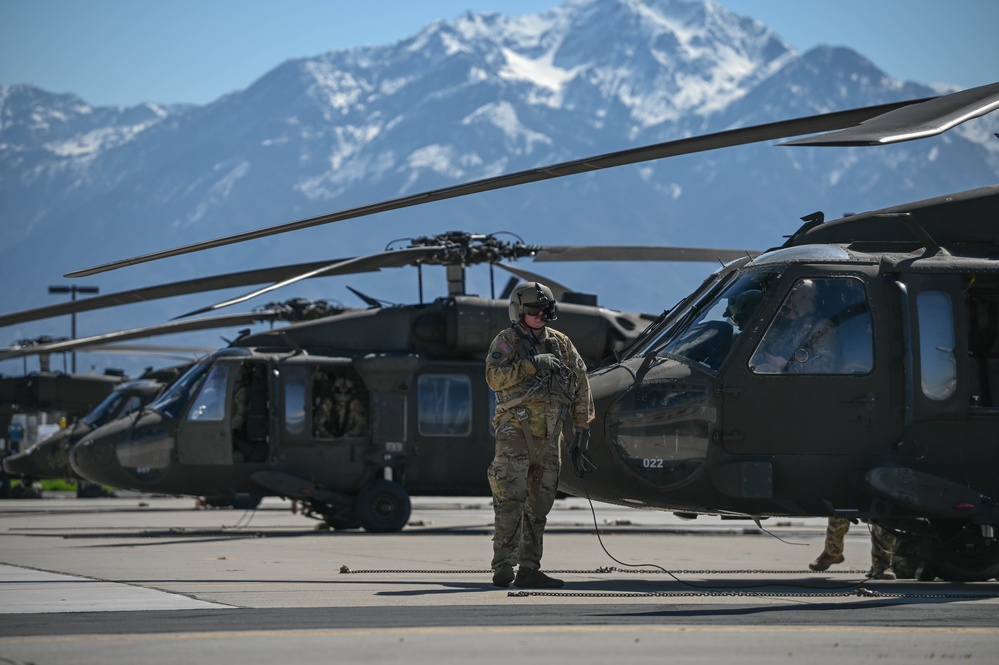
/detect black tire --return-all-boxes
[926,521,999,582]
[354,480,411,533]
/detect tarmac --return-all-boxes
[1,493,998,664]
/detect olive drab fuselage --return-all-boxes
[68,295,652,531]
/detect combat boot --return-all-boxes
[514,567,564,589]
[808,552,845,571]
[492,566,515,588]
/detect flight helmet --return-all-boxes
[509,282,557,324]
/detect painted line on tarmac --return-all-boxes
[0,564,232,614]
[2,624,999,645]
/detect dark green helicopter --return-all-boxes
[28,82,999,581]
[0,233,742,529]
[0,303,341,499]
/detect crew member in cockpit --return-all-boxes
[751,279,839,373]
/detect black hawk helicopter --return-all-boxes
[3,374,169,496]
[0,231,748,528]
[32,82,999,581]
[0,303,334,498]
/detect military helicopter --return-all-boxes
[3,375,168,495]
[53,81,999,575]
[1,340,130,493]
[0,303,337,493]
[1,229,753,529]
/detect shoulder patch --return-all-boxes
[498,342,513,354]
[491,351,502,359]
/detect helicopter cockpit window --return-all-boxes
[917,290,957,401]
[149,361,212,419]
[418,374,472,437]
[751,277,872,375]
[187,364,230,421]
[81,391,127,428]
[84,393,144,430]
[652,273,773,372]
[284,370,307,437]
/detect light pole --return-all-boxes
[48,285,99,373]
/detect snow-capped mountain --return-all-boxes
[1,0,996,376]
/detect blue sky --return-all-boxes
[1,0,996,107]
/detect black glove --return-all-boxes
[533,353,564,373]
[570,428,596,478]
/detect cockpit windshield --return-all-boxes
[148,361,213,419]
[80,390,145,429]
[647,272,776,371]
[80,391,126,428]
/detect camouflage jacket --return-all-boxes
[485,324,594,440]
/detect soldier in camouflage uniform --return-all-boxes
[809,517,899,579]
[313,371,368,438]
[485,282,594,589]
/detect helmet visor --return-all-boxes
[523,304,545,316]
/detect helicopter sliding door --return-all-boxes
[902,273,999,493]
[719,271,898,458]
[403,362,493,495]
[275,361,376,490]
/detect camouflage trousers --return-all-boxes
[823,517,899,570]
[487,436,561,571]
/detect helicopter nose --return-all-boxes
[3,429,76,479]
[71,411,175,489]
[3,448,41,477]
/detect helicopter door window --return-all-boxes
[917,290,957,401]
[283,370,307,437]
[312,368,370,438]
[418,374,472,437]
[751,277,872,375]
[187,365,230,421]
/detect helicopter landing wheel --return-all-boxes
[354,479,411,533]
[925,520,999,582]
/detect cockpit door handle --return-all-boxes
[853,392,876,407]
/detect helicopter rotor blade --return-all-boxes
[0,257,366,328]
[533,245,759,263]
[68,95,956,279]
[0,310,286,361]
[175,246,443,318]
[83,344,215,361]
[781,80,999,146]
[494,262,573,301]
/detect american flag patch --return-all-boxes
[499,342,513,354]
